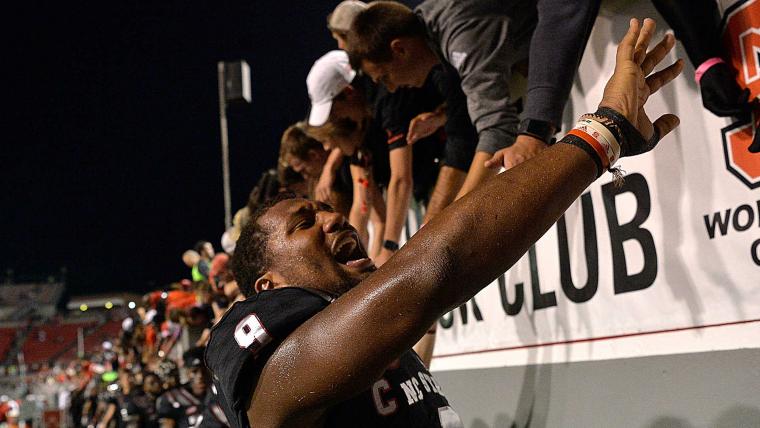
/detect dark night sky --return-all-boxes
[2,1,394,296]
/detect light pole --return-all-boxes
[217,62,232,229]
[217,60,251,230]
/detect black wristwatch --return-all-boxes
[518,118,556,144]
[382,240,399,251]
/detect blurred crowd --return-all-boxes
[0,243,238,428]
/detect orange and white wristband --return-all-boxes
[565,117,621,173]
[579,118,621,165]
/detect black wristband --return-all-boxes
[518,119,555,144]
[559,134,604,178]
[595,107,659,156]
[382,240,399,251]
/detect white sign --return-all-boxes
[429,1,760,372]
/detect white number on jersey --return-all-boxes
[233,313,272,351]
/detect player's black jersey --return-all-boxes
[199,385,230,428]
[118,391,159,428]
[323,350,459,427]
[156,384,229,428]
[156,384,204,428]
[205,287,463,428]
[205,287,331,428]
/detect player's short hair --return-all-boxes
[280,122,323,162]
[231,192,297,297]
[346,1,426,70]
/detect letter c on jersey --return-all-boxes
[371,378,398,416]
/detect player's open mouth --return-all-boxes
[332,230,374,270]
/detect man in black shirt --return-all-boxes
[205,19,682,428]
[128,372,162,428]
[157,347,228,428]
[97,370,160,428]
[347,0,600,194]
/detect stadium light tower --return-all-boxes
[217,60,252,229]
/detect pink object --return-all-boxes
[695,57,725,84]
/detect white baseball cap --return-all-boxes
[307,50,356,127]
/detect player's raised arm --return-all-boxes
[252,18,683,427]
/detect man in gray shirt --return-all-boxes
[347,0,599,195]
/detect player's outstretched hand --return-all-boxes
[598,18,684,156]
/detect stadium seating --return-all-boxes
[20,321,95,365]
[60,319,123,360]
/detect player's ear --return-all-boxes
[390,38,407,57]
[254,273,277,293]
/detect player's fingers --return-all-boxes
[653,113,680,139]
[633,18,656,65]
[646,59,684,94]
[617,18,641,66]
[637,77,651,103]
[641,33,675,76]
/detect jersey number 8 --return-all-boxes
[234,313,272,351]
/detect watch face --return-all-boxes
[519,119,554,143]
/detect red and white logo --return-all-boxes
[721,0,760,189]
[723,0,760,98]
